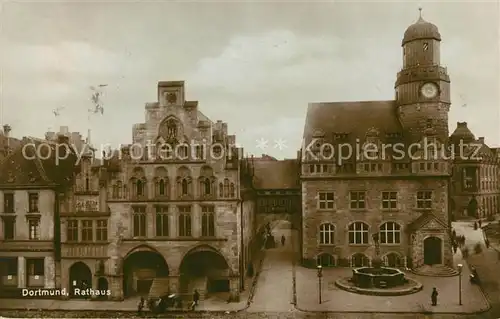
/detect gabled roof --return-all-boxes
[0,138,78,188]
[252,159,299,190]
[303,100,403,146]
[407,212,448,231]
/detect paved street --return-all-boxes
[247,220,296,313]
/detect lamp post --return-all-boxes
[457,263,463,305]
[317,265,323,304]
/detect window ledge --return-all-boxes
[317,209,336,212]
[350,209,367,212]
[318,244,335,247]
[348,244,370,246]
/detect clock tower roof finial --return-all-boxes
[402,8,441,45]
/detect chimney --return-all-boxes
[478,137,485,143]
[59,126,69,135]
[457,122,467,127]
[3,124,11,137]
[57,133,69,145]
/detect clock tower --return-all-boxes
[395,9,451,143]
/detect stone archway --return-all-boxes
[122,246,169,298]
[423,236,442,265]
[351,253,369,267]
[69,262,92,298]
[179,245,231,297]
[384,252,402,268]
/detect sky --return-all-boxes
[0,1,499,159]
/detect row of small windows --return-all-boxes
[132,206,216,238]
[317,191,432,210]
[1,217,40,240]
[66,220,108,242]
[307,162,443,174]
[319,222,401,245]
[110,178,235,199]
[3,193,39,214]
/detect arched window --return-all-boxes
[383,253,402,268]
[116,181,122,198]
[319,223,335,245]
[223,179,229,197]
[348,222,369,244]
[178,145,189,159]
[379,222,401,244]
[136,179,144,196]
[317,254,335,267]
[85,178,90,191]
[112,184,118,198]
[219,183,224,197]
[199,178,211,196]
[159,179,166,196]
[351,253,369,267]
[181,179,188,195]
[229,183,235,198]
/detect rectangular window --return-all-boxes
[417,191,433,209]
[96,220,108,241]
[133,207,147,237]
[81,220,93,241]
[317,192,334,210]
[201,206,215,237]
[66,220,78,241]
[28,193,39,212]
[28,219,40,240]
[382,192,398,210]
[350,191,366,210]
[26,258,44,276]
[3,218,15,240]
[155,206,169,237]
[4,193,14,213]
[178,206,192,237]
[5,258,17,275]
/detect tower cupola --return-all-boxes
[402,9,441,45]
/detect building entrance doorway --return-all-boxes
[423,236,442,265]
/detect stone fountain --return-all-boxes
[350,233,406,289]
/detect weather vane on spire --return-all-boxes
[418,7,423,18]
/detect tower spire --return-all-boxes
[418,7,423,20]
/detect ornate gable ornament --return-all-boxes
[366,127,380,138]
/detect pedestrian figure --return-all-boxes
[431,288,438,306]
[485,239,490,249]
[281,235,286,246]
[137,296,145,315]
[453,244,457,254]
[452,229,456,239]
[478,220,482,228]
[193,289,200,306]
[474,221,478,230]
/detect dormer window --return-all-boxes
[423,42,429,51]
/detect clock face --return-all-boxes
[421,83,439,99]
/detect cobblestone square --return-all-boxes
[295,265,489,313]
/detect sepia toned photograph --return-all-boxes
[0,1,499,318]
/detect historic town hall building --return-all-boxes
[301,12,457,274]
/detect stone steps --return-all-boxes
[148,277,170,298]
[411,265,459,277]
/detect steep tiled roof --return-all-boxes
[450,122,475,142]
[0,138,78,188]
[303,100,402,145]
[252,159,299,189]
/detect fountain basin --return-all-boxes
[352,267,405,288]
